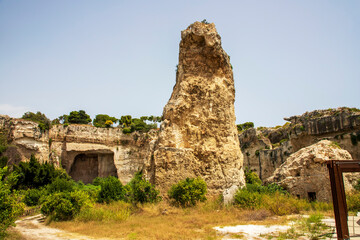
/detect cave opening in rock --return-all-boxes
[308,192,317,202]
[69,152,117,184]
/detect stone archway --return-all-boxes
[69,152,117,184]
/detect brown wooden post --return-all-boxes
[327,160,350,240]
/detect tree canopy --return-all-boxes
[93,114,117,128]
[68,110,92,124]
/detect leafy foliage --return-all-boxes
[68,110,92,124]
[41,190,92,221]
[168,177,207,207]
[46,177,75,194]
[0,167,24,237]
[234,189,262,209]
[0,129,8,168]
[11,154,68,190]
[97,176,126,203]
[23,188,45,206]
[93,114,117,128]
[120,115,158,133]
[237,122,254,132]
[126,171,161,204]
[347,190,360,212]
[244,168,262,185]
[22,111,51,131]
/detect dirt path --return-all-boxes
[13,214,111,240]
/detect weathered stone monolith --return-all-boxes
[147,22,245,200]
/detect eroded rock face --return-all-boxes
[0,115,157,184]
[266,140,356,201]
[147,22,245,196]
[240,107,360,181]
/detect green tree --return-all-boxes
[0,167,24,237]
[119,115,132,128]
[68,110,92,124]
[22,111,51,131]
[93,114,117,128]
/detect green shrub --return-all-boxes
[22,111,51,131]
[122,127,133,134]
[234,189,262,209]
[347,191,360,212]
[24,188,45,206]
[41,192,75,221]
[237,122,254,132]
[168,177,207,207]
[41,190,92,221]
[74,182,101,202]
[97,176,126,203]
[46,177,75,194]
[11,155,69,190]
[126,171,161,204]
[244,168,262,185]
[0,167,24,237]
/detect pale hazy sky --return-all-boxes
[0,0,359,127]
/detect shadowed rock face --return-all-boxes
[147,22,245,197]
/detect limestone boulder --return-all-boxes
[147,22,245,197]
[266,140,357,201]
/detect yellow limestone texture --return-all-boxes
[147,22,245,199]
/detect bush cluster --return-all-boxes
[168,177,207,207]
[237,122,254,132]
[96,172,161,205]
[11,154,68,190]
[119,115,159,134]
[22,111,51,131]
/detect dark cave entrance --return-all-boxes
[308,192,317,202]
[69,152,117,184]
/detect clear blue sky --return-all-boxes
[0,0,359,127]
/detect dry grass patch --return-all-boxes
[50,199,287,240]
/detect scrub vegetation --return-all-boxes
[2,156,360,239]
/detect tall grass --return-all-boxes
[75,201,133,222]
[234,184,332,215]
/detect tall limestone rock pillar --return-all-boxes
[149,22,245,199]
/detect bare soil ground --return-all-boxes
[10,215,111,240]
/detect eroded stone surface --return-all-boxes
[240,108,360,181]
[0,115,157,184]
[266,140,357,201]
[147,22,245,196]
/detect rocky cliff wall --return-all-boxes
[239,108,360,181]
[0,115,156,184]
[147,22,245,198]
[266,140,358,202]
